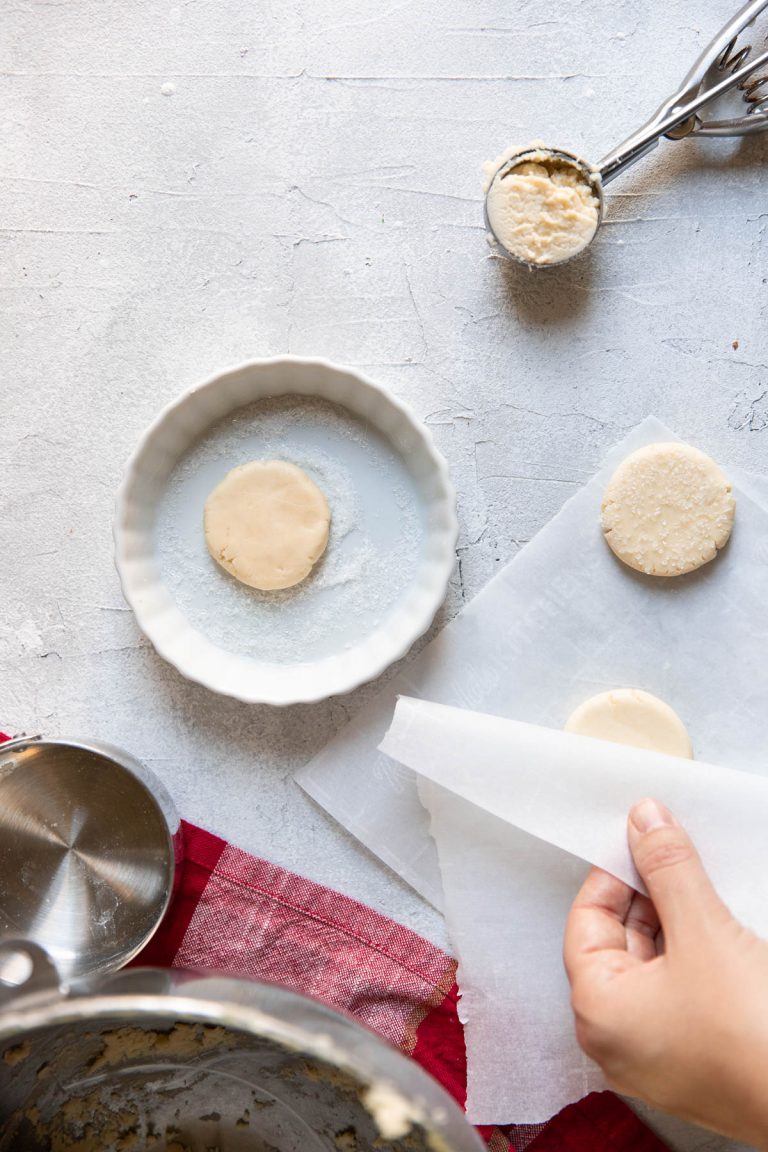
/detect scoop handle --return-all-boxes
[599,39,768,184]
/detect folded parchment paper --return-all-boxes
[384,699,768,1121]
[297,418,768,1121]
[384,699,768,933]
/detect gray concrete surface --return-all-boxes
[2,3,766,1148]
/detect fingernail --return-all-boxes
[630,798,675,834]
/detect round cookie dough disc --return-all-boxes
[565,688,692,758]
[204,460,330,591]
[601,442,735,577]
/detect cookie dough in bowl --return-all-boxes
[565,689,693,758]
[204,460,330,591]
[601,442,735,577]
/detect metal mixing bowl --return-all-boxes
[0,941,483,1152]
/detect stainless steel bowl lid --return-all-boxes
[0,737,178,981]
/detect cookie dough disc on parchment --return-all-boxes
[601,442,735,577]
[565,688,693,758]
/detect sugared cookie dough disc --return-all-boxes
[204,460,330,591]
[601,442,735,577]
[565,688,692,758]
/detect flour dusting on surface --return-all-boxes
[155,396,424,664]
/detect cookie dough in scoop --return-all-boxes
[601,442,735,577]
[204,459,330,591]
[483,144,601,266]
[565,688,692,758]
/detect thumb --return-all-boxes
[628,798,731,948]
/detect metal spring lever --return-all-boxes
[600,0,768,183]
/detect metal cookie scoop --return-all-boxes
[485,0,768,268]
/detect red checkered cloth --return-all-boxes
[132,820,669,1152]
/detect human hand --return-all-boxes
[564,797,768,1148]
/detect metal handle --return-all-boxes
[0,940,63,1010]
[0,734,42,748]
[599,40,768,183]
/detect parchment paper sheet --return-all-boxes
[420,776,601,1121]
[298,418,768,904]
[297,418,768,1121]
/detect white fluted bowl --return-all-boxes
[114,358,457,704]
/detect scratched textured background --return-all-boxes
[1,4,766,1146]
